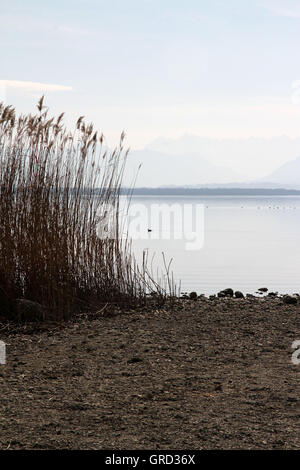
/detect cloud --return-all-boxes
[0,13,93,38]
[260,1,300,19]
[0,80,72,92]
[270,7,300,18]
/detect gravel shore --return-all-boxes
[0,296,299,449]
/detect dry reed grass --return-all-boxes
[0,98,173,321]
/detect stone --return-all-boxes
[235,291,244,298]
[218,288,234,298]
[189,291,198,300]
[268,292,278,297]
[217,292,226,298]
[282,295,298,305]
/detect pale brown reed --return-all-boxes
[0,97,172,320]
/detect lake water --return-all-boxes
[124,195,300,295]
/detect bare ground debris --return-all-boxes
[0,296,299,450]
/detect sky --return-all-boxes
[1,0,300,182]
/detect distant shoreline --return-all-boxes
[120,187,300,196]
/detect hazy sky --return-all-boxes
[1,0,300,179]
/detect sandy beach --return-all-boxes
[0,295,299,450]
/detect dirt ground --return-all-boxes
[0,296,299,450]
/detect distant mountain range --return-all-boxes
[145,134,300,179]
[260,156,300,187]
[124,135,300,189]
[125,149,242,186]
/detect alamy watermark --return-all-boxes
[0,340,6,365]
[98,202,205,251]
[291,340,300,366]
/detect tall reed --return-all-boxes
[0,98,168,321]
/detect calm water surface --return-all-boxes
[126,195,300,295]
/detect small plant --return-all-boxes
[0,98,170,321]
